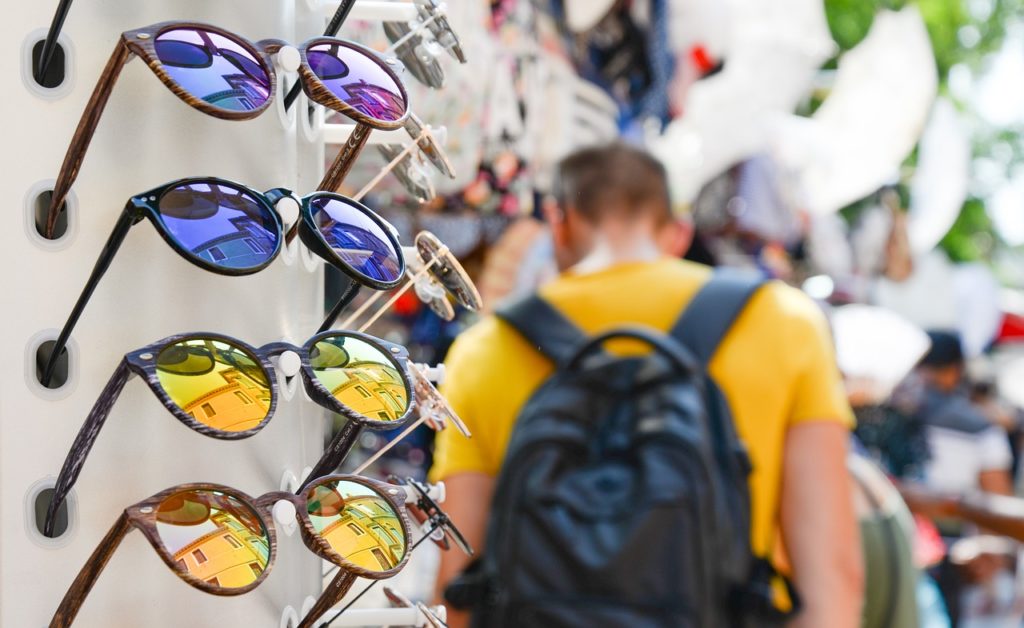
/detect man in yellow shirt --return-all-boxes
[431,144,863,627]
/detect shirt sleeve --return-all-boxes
[977,426,1013,472]
[778,286,856,428]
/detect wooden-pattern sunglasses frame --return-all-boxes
[45,20,411,238]
[43,330,416,538]
[49,475,415,628]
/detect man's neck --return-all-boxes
[570,234,663,275]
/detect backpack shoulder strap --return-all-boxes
[496,295,588,367]
[671,269,767,365]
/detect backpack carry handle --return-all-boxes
[566,326,699,374]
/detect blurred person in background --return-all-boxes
[430,143,863,627]
[895,330,1016,625]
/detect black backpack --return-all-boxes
[445,271,800,627]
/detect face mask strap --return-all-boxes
[44,359,135,537]
[49,512,134,628]
[46,39,134,238]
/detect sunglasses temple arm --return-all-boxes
[49,512,132,628]
[354,414,429,475]
[297,571,357,628]
[41,208,136,387]
[318,280,363,334]
[46,40,133,238]
[282,0,358,112]
[353,131,426,203]
[358,256,440,334]
[299,420,363,489]
[318,124,373,193]
[44,360,133,537]
[35,0,75,82]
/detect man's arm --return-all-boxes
[780,422,864,628]
[434,472,495,628]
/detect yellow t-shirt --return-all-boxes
[430,258,854,556]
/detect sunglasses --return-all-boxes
[39,176,405,388]
[43,330,416,538]
[307,476,473,628]
[329,230,482,334]
[383,0,467,89]
[48,475,423,627]
[34,0,361,89]
[42,20,411,239]
[384,587,448,628]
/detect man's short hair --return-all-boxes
[553,143,672,224]
[921,330,965,368]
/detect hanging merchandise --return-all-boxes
[49,475,427,627]
[653,0,833,208]
[311,476,473,627]
[908,98,971,256]
[322,228,481,332]
[383,0,467,89]
[770,7,937,216]
[831,304,932,404]
[550,0,675,132]
[43,22,414,237]
[39,178,405,387]
[42,329,417,537]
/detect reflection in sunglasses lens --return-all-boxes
[156,339,272,433]
[310,335,408,421]
[308,196,402,284]
[306,42,406,123]
[156,181,280,271]
[155,489,270,590]
[306,479,406,572]
[154,27,271,112]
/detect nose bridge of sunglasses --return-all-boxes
[272,499,298,534]
[274,350,302,378]
[272,194,301,228]
[275,45,301,74]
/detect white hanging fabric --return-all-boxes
[651,0,833,208]
[909,98,971,255]
[771,7,938,216]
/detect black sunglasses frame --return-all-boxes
[43,329,417,538]
[40,176,407,387]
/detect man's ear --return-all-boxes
[657,217,694,258]
[542,197,568,247]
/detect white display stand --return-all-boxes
[5,1,333,625]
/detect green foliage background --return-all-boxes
[822,0,1024,263]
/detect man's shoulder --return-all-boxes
[444,313,544,373]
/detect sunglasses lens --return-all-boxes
[155,488,270,590]
[306,42,406,123]
[308,196,402,284]
[156,338,272,433]
[305,479,406,572]
[310,334,408,421]
[157,181,280,271]
[155,27,271,112]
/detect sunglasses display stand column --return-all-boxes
[7,1,331,626]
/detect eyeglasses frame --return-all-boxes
[49,475,414,628]
[45,20,411,238]
[43,329,416,537]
